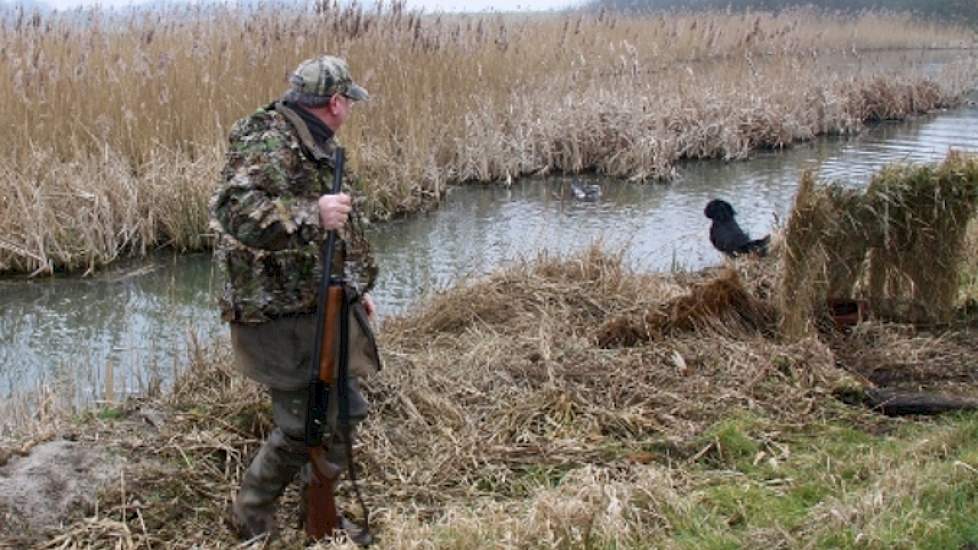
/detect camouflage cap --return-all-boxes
[288,55,369,102]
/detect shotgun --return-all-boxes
[303,146,347,540]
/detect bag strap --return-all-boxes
[337,288,371,539]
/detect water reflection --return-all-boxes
[1,103,977,404]
[0,255,223,402]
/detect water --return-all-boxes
[1,100,977,405]
[372,101,978,309]
[0,255,221,402]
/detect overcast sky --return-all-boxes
[35,0,579,12]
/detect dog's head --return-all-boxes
[704,199,736,222]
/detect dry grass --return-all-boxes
[595,267,777,346]
[1,3,975,274]
[864,153,978,322]
[780,171,868,338]
[0,147,218,275]
[0,246,864,547]
[5,240,978,546]
[781,152,978,337]
[360,248,853,508]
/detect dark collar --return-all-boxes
[282,100,334,148]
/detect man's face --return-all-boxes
[330,93,355,129]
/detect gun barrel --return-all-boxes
[303,146,347,540]
[305,146,346,447]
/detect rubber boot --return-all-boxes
[228,428,308,540]
[338,513,374,547]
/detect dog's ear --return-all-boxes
[722,201,736,219]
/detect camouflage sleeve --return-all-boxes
[211,124,322,251]
[340,208,378,295]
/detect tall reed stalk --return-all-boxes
[1,2,975,274]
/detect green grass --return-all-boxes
[666,412,978,548]
[94,405,127,421]
[412,409,978,549]
[407,408,978,547]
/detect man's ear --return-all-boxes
[328,94,344,114]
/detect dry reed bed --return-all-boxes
[781,152,978,335]
[0,3,976,274]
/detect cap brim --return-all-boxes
[345,83,369,101]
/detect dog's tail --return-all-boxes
[736,234,770,257]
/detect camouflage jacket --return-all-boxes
[209,102,377,324]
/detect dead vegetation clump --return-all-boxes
[361,247,855,509]
[863,153,978,321]
[845,77,947,122]
[0,146,219,275]
[781,152,978,336]
[596,268,777,347]
[780,171,871,338]
[831,323,978,393]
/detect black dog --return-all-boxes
[704,199,770,258]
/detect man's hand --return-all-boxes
[318,193,352,230]
[362,293,376,320]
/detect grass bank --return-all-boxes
[2,241,978,547]
[1,3,976,274]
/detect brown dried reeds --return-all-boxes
[780,172,868,338]
[0,146,219,275]
[359,247,853,509]
[1,246,865,547]
[863,153,978,321]
[0,4,975,274]
[781,152,978,337]
[596,267,777,347]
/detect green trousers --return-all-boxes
[228,313,369,538]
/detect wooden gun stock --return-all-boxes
[306,446,342,538]
[318,285,344,381]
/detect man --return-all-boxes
[209,55,381,544]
